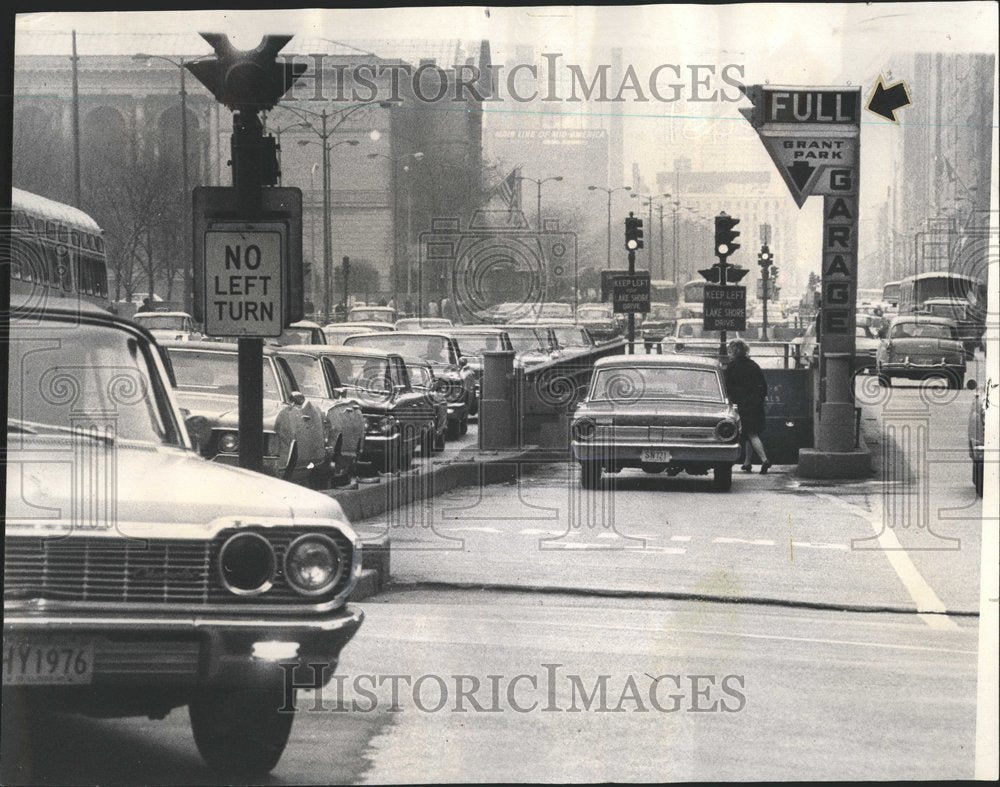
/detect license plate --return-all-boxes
[3,638,95,686]
[641,449,672,463]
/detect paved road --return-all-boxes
[2,591,978,783]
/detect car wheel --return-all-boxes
[189,682,295,776]
[712,464,733,492]
[877,369,891,387]
[459,414,469,436]
[579,461,601,489]
[948,372,964,390]
[446,418,461,440]
[973,459,984,498]
[433,428,446,452]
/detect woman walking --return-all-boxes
[724,338,771,474]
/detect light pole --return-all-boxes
[588,185,632,267]
[275,100,387,320]
[517,175,564,229]
[264,118,309,183]
[368,151,425,309]
[298,136,360,319]
[632,192,670,270]
[134,53,194,313]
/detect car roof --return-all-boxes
[889,314,955,325]
[338,321,396,329]
[160,339,281,355]
[9,294,157,340]
[346,331,452,341]
[289,320,322,328]
[134,311,192,318]
[312,345,400,359]
[350,306,395,312]
[444,326,508,333]
[594,353,723,369]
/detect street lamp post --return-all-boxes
[368,151,425,310]
[134,53,193,313]
[632,192,670,271]
[588,185,632,267]
[517,175,564,229]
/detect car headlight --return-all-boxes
[364,414,397,434]
[572,418,596,441]
[715,419,739,441]
[218,532,276,595]
[283,534,344,597]
[218,431,239,452]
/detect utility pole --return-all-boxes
[70,30,82,209]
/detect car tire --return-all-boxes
[580,461,601,489]
[712,464,733,492]
[973,459,984,498]
[948,372,964,390]
[459,414,469,436]
[446,418,462,440]
[433,429,446,452]
[189,683,294,776]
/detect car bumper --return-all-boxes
[360,432,400,463]
[3,608,364,688]
[211,452,281,476]
[571,440,741,464]
[880,361,965,376]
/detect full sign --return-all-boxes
[703,284,746,332]
[611,272,651,313]
[193,187,303,337]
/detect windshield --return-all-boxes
[450,332,506,355]
[344,334,454,364]
[135,314,188,330]
[8,321,178,445]
[327,355,391,395]
[578,305,611,320]
[280,354,328,398]
[890,322,957,340]
[349,308,395,323]
[676,322,706,339]
[504,327,548,352]
[169,349,281,400]
[552,327,590,348]
[396,318,451,330]
[591,366,723,402]
[925,304,966,320]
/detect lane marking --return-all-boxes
[816,493,959,629]
[440,526,501,534]
[670,535,692,542]
[714,537,776,546]
[792,541,850,551]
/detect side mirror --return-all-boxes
[290,391,306,406]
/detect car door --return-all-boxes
[272,355,326,474]
[389,356,431,450]
[448,338,476,400]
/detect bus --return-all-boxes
[897,272,987,318]
[680,279,706,317]
[7,187,109,308]
[649,279,680,306]
[881,280,900,307]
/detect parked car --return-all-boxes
[347,306,397,324]
[163,341,330,487]
[269,320,327,346]
[319,347,436,472]
[274,346,367,484]
[132,310,204,342]
[395,317,453,331]
[543,323,596,354]
[577,303,625,343]
[404,358,449,452]
[342,331,476,435]
[920,297,985,358]
[639,302,678,348]
[500,324,559,366]
[966,377,986,497]
[876,315,967,388]
[571,354,741,491]
[5,295,363,776]
[660,319,738,358]
[792,322,879,374]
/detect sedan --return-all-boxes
[274,346,367,484]
[395,317,453,331]
[163,341,329,488]
[876,316,966,388]
[404,358,449,452]
[571,354,742,491]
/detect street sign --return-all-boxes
[756,135,858,207]
[204,226,283,336]
[611,271,651,313]
[740,86,862,127]
[193,187,303,337]
[704,285,746,332]
[600,268,627,302]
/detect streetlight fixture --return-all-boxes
[588,185,632,267]
[368,150,425,308]
[516,174,564,229]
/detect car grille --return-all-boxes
[595,425,718,442]
[4,528,354,608]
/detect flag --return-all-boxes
[486,166,521,211]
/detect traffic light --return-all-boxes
[771,266,779,280]
[757,245,773,270]
[186,34,307,111]
[625,212,644,250]
[726,266,749,284]
[698,266,721,284]
[715,212,740,259]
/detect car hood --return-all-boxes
[173,390,284,428]
[576,400,736,425]
[6,438,348,538]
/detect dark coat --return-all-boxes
[724,355,768,434]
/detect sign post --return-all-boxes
[740,84,866,476]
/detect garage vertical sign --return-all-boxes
[740,85,863,460]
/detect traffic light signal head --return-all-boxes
[625,212,644,250]
[186,33,307,111]
[757,244,773,269]
[698,266,721,284]
[715,212,741,258]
